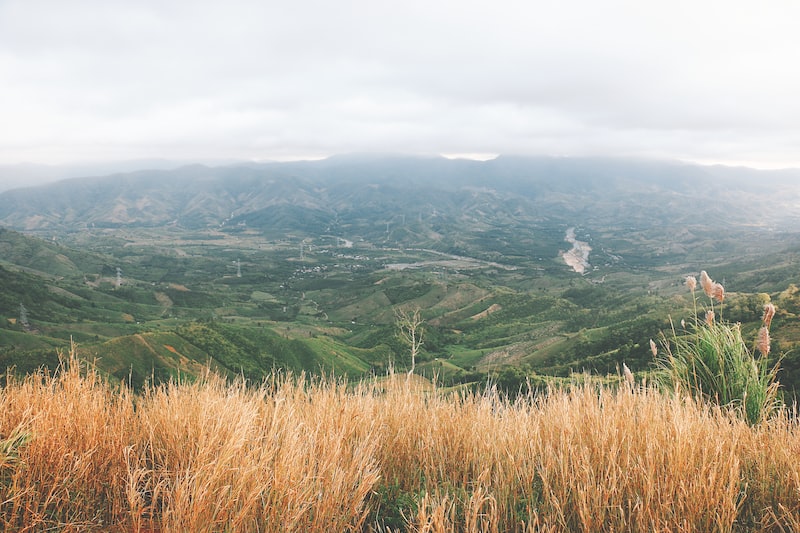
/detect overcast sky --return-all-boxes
[2,0,800,168]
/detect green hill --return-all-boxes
[1,156,800,397]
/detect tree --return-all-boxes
[395,307,424,377]
[19,303,30,331]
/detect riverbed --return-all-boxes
[563,227,591,274]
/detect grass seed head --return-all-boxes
[685,275,698,292]
[757,326,771,356]
[713,283,725,303]
[763,303,776,329]
[700,271,715,298]
[705,310,715,325]
[622,362,635,387]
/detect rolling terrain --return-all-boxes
[1,155,800,394]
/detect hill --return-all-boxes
[1,155,799,393]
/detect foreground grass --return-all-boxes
[1,359,799,532]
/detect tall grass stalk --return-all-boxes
[1,351,799,531]
[658,271,782,425]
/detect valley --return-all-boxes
[562,227,591,274]
[1,155,800,397]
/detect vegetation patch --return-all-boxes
[1,354,799,531]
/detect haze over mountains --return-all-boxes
[0,158,244,192]
[2,155,799,236]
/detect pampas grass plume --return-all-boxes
[622,362,634,387]
[700,271,715,298]
[685,275,697,292]
[757,326,771,357]
[649,339,658,357]
[713,283,725,303]
[763,303,776,329]
[705,310,715,326]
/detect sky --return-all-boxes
[1,0,800,169]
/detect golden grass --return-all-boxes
[1,355,800,532]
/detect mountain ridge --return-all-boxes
[2,156,799,235]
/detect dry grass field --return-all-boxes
[1,350,799,532]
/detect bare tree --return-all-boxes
[395,307,424,377]
[19,303,30,331]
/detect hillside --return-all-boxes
[1,156,799,394]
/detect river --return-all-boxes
[563,227,591,274]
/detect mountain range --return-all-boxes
[2,155,799,233]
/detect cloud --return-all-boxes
[1,0,800,167]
